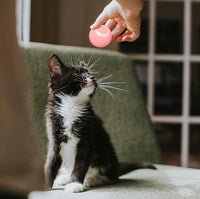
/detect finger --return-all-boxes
[116,35,136,42]
[111,24,125,39]
[116,34,137,42]
[90,11,109,29]
[116,29,140,42]
[123,36,135,42]
[105,19,116,30]
[128,30,140,41]
[115,30,130,42]
[115,36,124,42]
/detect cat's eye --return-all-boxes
[74,72,80,77]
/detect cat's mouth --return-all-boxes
[82,79,97,89]
[80,81,97,96]
[85,82,95,88]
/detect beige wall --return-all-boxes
[31,0,118,51]
[57,0,118,50]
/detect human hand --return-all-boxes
[90,0,143,42]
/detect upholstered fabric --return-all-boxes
[29,164,200,199]
[21,42,200,199]
[21,42,161,163]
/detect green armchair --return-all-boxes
[21,42,200,199]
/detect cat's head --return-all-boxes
[48,54,97,100]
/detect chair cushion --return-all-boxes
[21,42,161,163]
[29,164,200,199]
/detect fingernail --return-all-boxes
[122,36,127,41]
[90,24,96,29]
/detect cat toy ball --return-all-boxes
[89,25,112,48]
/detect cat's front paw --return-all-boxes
[64,182,85,193]
[53,175,68,188]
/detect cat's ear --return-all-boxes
[49,54,66,76]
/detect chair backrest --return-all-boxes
[21,42,162,163]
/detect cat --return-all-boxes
[44,54,156,193]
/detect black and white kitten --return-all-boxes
[45,54,155,193]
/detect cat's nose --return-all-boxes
[86,77,92,83]
[86,78,94,87]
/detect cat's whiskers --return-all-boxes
[97,75,126,99]
[88,57,102,72]
[99,87,115,98]
[97,75,112,84]
[98,84,124,91]
[81,53,86,65]
[68,57,76,68]
[68,55,102,76]
[98,81,126,85]
[86,52,94,67]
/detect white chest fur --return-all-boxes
[54,93,87,137]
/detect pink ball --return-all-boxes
[89,25,112,48]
